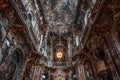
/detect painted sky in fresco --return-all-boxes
[41,0,78,33]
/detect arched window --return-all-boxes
[12,50,20,64]
[21,0,29,6]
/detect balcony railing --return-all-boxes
[46,62,72,68]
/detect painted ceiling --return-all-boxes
[41,0,78,33]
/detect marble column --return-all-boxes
[33,65,37,80]
[69,70,72,80]
[77,65,80,80]
[50,37,53,61]
[0,46,3,63]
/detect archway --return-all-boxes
[0,46,25,80]
[11,47,25,80]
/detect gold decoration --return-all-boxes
[56,51,63,59]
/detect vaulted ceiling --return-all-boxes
[41,0,78,33]
[35,0,84,63]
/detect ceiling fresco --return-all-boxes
[41,0,78,33]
